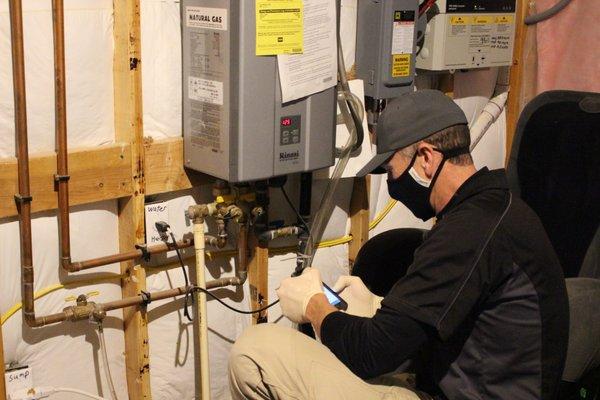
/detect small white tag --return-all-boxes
[188,76,224,105]
[145,202,170,245]
[5,366,33,395]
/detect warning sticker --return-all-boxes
[473,15,493,25]
[256,0,303,55]
[391,54,411,77]
[495,15,514,24]
[391,10,415,55]
[450,16,472,25]
[186,7,228,31]
[188,76,223,105]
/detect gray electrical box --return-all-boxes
[417,0,517,70]
[182,0,336,183]
[356,0,419,100]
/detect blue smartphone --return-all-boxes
[322,282,348,311]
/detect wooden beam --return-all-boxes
[0,144,131,219]
[348,176,370,271]
[113,0,150,399]
[505,0,529,163]
[144,137,211,195]
[0,137,209,219]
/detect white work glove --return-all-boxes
[333,275,383,318]
[276,268,324,324]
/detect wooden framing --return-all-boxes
[505,0,529,162]
[113,1,151,398]
[0,143,132,219]
[0,138,209,220]
[348,176,370,271]
[144,137,210,195]
[248,241,270,324]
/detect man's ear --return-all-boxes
[416,143,438,180]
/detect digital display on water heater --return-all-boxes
[281,118,292,126]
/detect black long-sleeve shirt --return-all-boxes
[320,169,569,400]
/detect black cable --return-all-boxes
[280,186,310,234]
[170,231,193,321]
[189,286,280,315]
[170,236,280,317]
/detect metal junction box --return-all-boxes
[417,0,517,70]
[356,0,419,100]
[182,0,336,183]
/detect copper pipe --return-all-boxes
[10,0,39,328]
[8,2,248,323]
[52,0,72,271]
[236,222,249,284]
[72,239,193,271]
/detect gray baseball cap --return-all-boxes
[357,90,468,176]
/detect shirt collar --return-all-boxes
[436,168,509,219]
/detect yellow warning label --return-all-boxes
[255,0,304,56]
[392,54,411,78]
[495,15,514,24]
[450,16,472,25]
[473,15,493,25]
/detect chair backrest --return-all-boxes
[579,226,600,279]
[507,91,600,277]
[562,278,600,383]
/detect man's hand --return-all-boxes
[333,276,384,318]
[276,268,325,323]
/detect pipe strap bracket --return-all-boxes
[54,174,71,182]
[135,244,152,262]
[14,194,33,204]
[140,290,152,306]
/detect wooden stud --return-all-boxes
[248,236,270,324]
[349,176,370,272]
[505,0,529,163]
[113,1,150,399]
[0,143,132,219]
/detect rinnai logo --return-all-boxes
[279,150,299,161]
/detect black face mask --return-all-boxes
[387,146,470,221]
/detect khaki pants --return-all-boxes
[228,323,422,400]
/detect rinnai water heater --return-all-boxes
[181,0,336,183]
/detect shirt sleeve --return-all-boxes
[320,305,430,380]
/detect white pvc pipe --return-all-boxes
[193,219,210,400]
[470,91,509,151]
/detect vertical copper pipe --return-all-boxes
[52,0,72,270]
[10,0,40,328]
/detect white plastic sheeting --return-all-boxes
[0,0,115,158]
[0,1,507,399]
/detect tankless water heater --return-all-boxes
[181,0,336,182]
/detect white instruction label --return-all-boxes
[188,76,224,105]
[186,7,228,31]
[391,10,415,55]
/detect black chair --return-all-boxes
[508,91,600,399]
